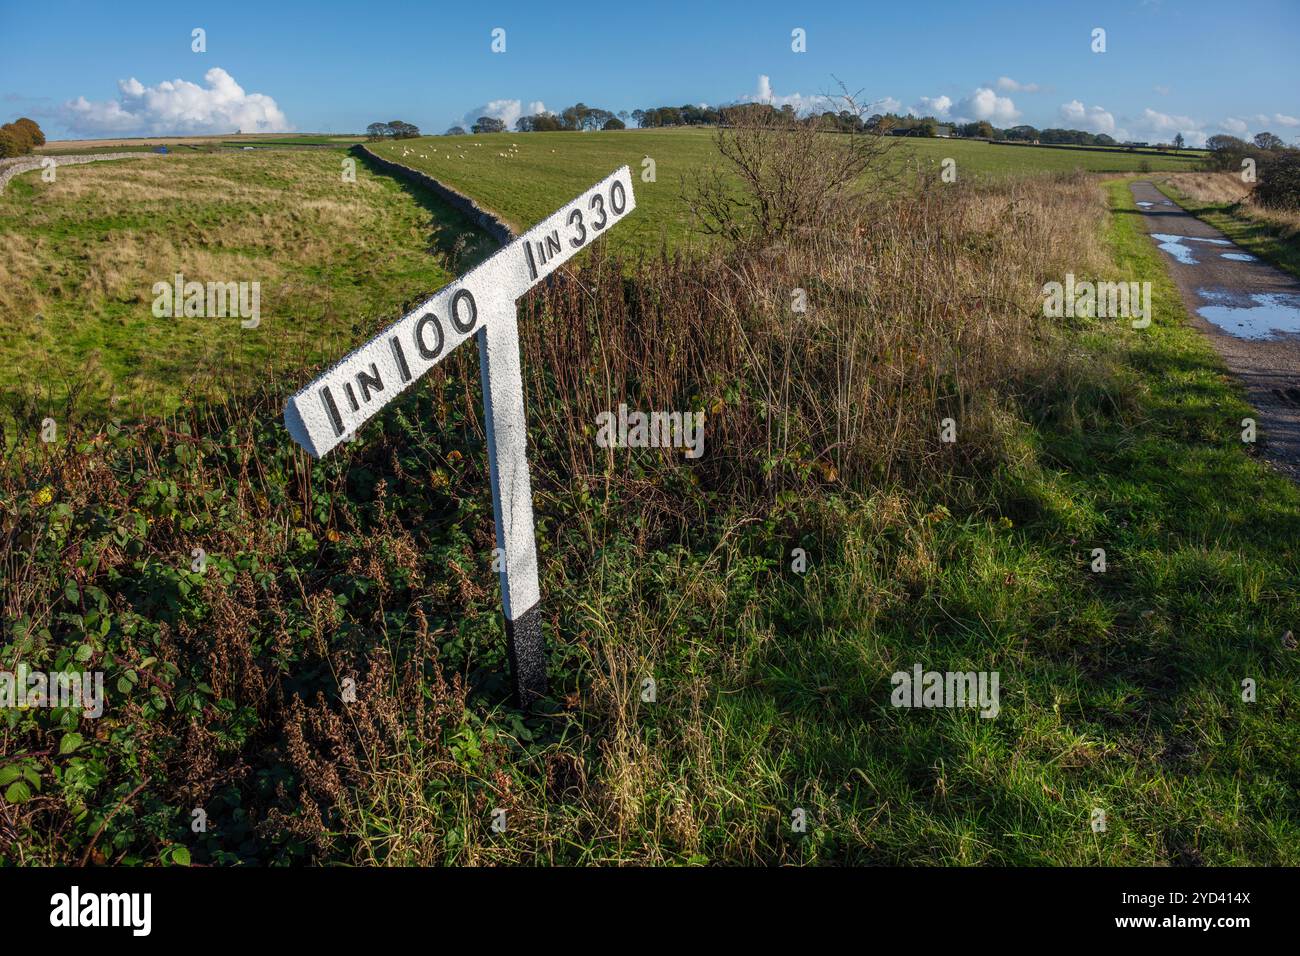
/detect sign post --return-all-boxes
[284,166,636,708]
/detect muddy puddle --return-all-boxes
[1195,288,1300,340]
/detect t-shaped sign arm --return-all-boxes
[285,166,636,708]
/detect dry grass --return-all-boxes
[521,170,1111,504]
[1163,171,1300,239]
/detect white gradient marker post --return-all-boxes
[284,166,636,708]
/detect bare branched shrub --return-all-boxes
[683,90,896,248]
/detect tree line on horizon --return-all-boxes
[363,100,1295,163]
[427,100,1235,151]
[365,120,421,141]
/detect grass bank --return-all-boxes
[0,150,495,422]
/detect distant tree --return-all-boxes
[956,120,994,138]
[653,106,681,127]
[1,121,32,153]
[1003,124,1040,142]
[444,126,467,135]
[618,110,630,122]
[366,122,388,141]
[1205,134,1251,171]
[472,116,506,133]
[1040,127,1093,145]
[1255,150,1300,208]
[603,117,625,130]
[631,109,646,128]
[388,120,420,139]
[11,117,44,147]
[0,120,39,156]
[1095,133,1117,146]
[1173,132,1185,151]
[1254,131,1285,151]
[0,127,22,158]
[560,103,589,130]
[1206,134,1248,153]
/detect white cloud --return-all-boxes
[1153,85,1171,96]
[1131,107,1206,146]
[954,87,1020,125]
[745,74,828,114]
[462,98,546,131]
[995,76,1041,94]
[1058,99,1118,136]
[62,68,290,136]
[1211,113,1298,143]
[738,75,899,116]
[909,95,951,118]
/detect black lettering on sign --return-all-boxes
[319,386,345,437]
[415,312,444,360]
[344,382,359,412]
[610,180,626,214]
[568,208,586,247]
[357,363,384,403]
[390,336,412,383]
[590,193,607,230]
[524,241,538,280]
[545,231,561,258]
[450,288,478,333]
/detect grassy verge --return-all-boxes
[2,174,1296,866]
[1155,174,1300,279]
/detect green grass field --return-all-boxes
[0,150,493,421]
[367,128,1207,255]
[0,129,1214,424]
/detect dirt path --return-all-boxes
[1131,180,1300,480]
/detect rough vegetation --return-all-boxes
[2,124,1297,865]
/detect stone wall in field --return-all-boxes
[0,152,153,194]
[353,145,515,247]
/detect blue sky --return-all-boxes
[2,0,1297,146]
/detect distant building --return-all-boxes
[934,125,953,138]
